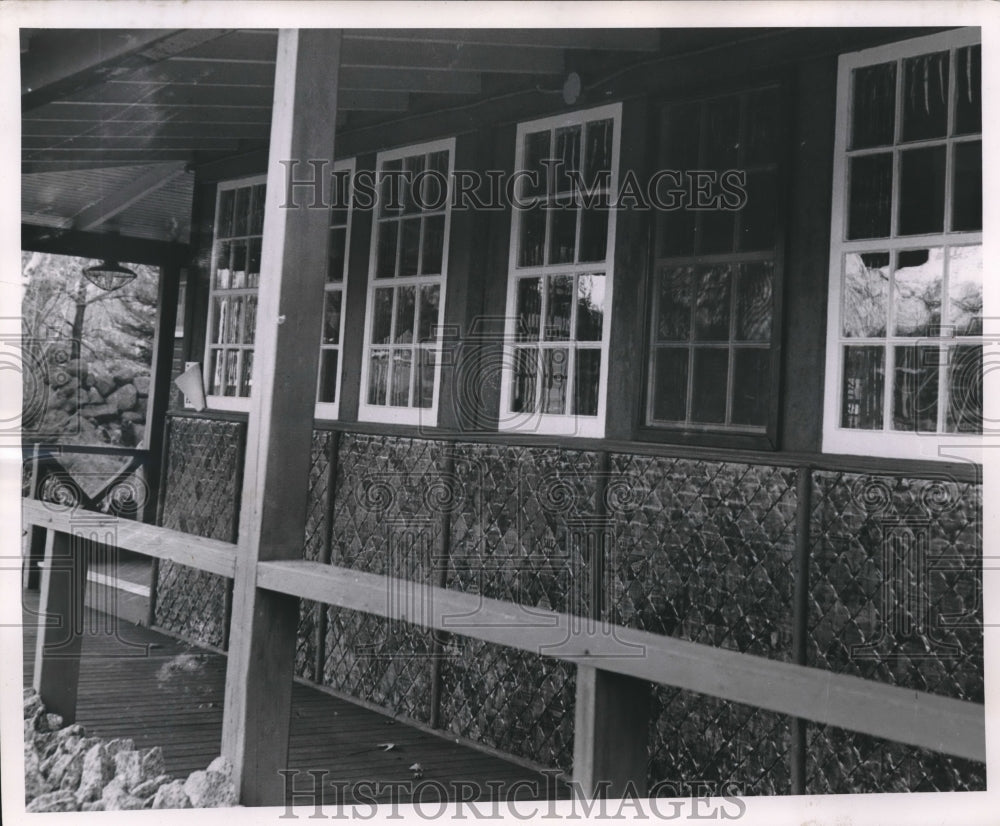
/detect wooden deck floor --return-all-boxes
[22,591,567,806]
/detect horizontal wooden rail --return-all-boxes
[256,559,985,764]
[23,498,238,578]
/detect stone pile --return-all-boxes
[42,358,150,447]
[23,689,238,811]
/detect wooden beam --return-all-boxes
[254,560,986,763]
[28,102,272,122]
[117,59,276,87]
[573,667,650,798]
[23,120,272,140]
[21,225,190,265]
[339,67,481,94]
[342,28,662,52]
[22,499,238,577]
[32,530,91,723]
[221,28,342,808]
[71,163,188,231]
[24,136,249,152]
[340,39,564,74]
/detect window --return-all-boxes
[358,139,454,425]
[646,86,782,435]
[499,103,621,437]
[315,159,355,419]
[823,29,982,459]
[204,176,265,410]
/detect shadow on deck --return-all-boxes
[21,590,567,807]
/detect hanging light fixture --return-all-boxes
[82,259,137,292]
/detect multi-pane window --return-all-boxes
[205,176,265,409]
[824,29,982,458]
[647,86,781,432]
[500,103,621,437]
[358,139,453,425]
[315,159,355,418]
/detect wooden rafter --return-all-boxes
[70,162,188,231]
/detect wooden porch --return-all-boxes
[21,589,567,805]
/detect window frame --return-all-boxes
[203,174,267,412]
[357,137,455,427]
[498,102,623,438]
[822,28,983,460]
[314,157,356,420]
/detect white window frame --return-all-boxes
[357,138,455,426]
[498,102,622,438]
[822,28,983,461]
[203,174,267,412]
[315,158,355,420]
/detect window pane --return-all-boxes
[217,189,236,239]
[731,348,770,426]
[209,349,224,395]
[694,265,732,341]
[946,344,982,433]
[390,349,412,406]
[842,252,889,338]
[735,262,773,341]
[422,214,446,274]
[584,119,614,186]
[952,140,982,232]
[955,45,982,135]
[703,96,739,168]
[225,351,239,396]
[330,170,351,226]
[394,285,416,343]
[656,266,692,341]
[233,187,250,236]
[847,153,893,239]
[212,297,226,345]
[518,203,546,267]
[371,288,393,344]
[902,51,949,142]
[380,159,403,215]
[657,206,697,258]
[851,62,896,149]
[545,275,573,341]
[247,238,261,288]
[215,241,232,289]
[665,101,701,169]
[367,350,389,405]
[249,184,266,235]
[579,205,609,263]
[402,154,425,215]
[573,349,601,416]
[893,248,942,336]
[418,284,440,343]
[416,348,436,409]
[318,349,339,404]
[948,245,982,336]
[892,345,939,431]
[841,345,885,429]
[651,348,688,422]
[322,290,342,345]
[376,221,398,278]
[898,146,946,236]
[739,169,776,251]
[239,351,253,397]
[511,347,538,413]
[700,206,735,255]
[516,277,541,341]
[399,218,420,277]
[523,131,551,199]
[226,298,242,344]
[541,348,569,414]
[549,206,577,264]
[554,125,581,194]
[327,227,347,282]
[243,296,257,345]
[230,241,247,289]
[690,348,728,424]
[744,87,780,164]
[576,274,605,342]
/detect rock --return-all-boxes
[24,749,53,802]
[87,387,104,405]
[133,375,151,396]
[132,773,171,799]
[56,378,81,398]
[48,749,84,790]
[82,800,105,812]
[80,403,118,422]
[23,688,43,719]
[41,713,64,732]
[53,723,87,744]
[101,776,146,810]
[26,790,78,812]
[122,410,145,423]
[152,780,192,810]
[206,755,233,781]
[112,364,140,385]
[63,359,86,377]
[91,368,115,397]
[104,738,135,758]
[114,750,143,790]
[184,769,237,808]
[107,383,138,412]
[140,746,165,781]
[135,395,148,416]
[75,743,113,803]
[134,424,146,445]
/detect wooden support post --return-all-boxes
[789,464,813,794]
[221,29,341,807]
[25,443,47,590]
[313,430,341,683]
[573,666,650,799]
[33,530,90,723]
